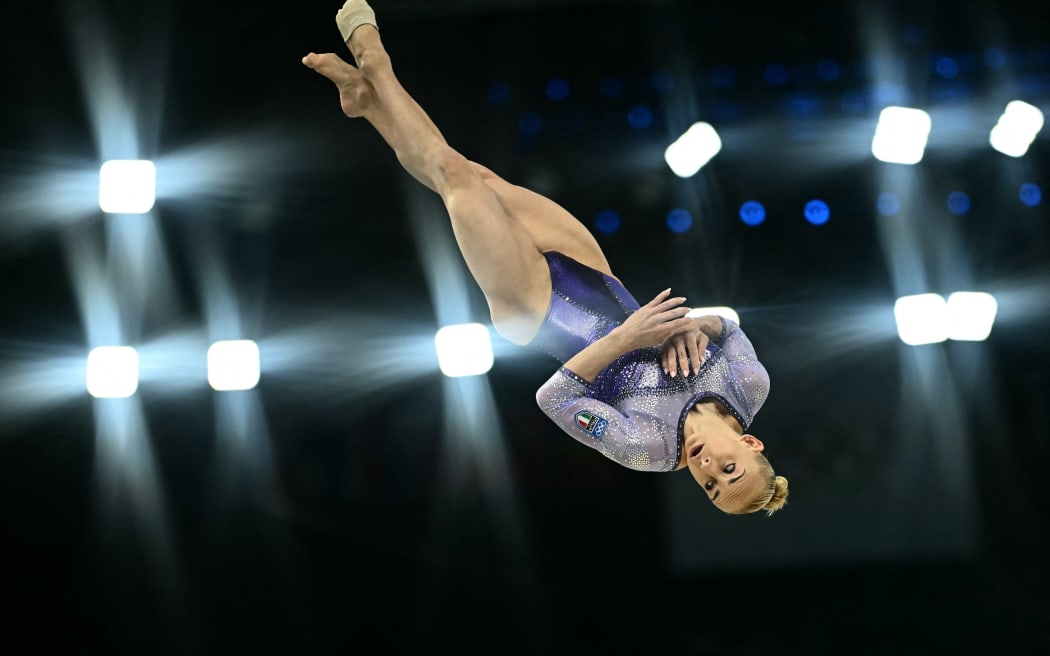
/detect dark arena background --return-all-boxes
[2,1,1048,654]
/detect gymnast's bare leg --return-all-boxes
[302,13,614,344]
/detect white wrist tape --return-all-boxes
[336,0,378,43]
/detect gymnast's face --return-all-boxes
[684,428,766,513]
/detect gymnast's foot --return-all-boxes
[301,52,375,118]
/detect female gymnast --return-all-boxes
[303,0,789,515]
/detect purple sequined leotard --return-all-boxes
[531,252,770,473]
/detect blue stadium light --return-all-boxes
[947,191,971,215]
[1020,182,1042,207]
[666,208,693,234]
[739,201,766,226]
[519,112,543,135]
[817,59,841,82]
[627,104,653,129]
[764,64,788,87]
[487,81,510,106]
[546,77,570,101]
[935,56,959,79]
[877,192,901,216]
[804,200,830,225]
[595,210,622,235]
[599,75,623,99]
[784,93,821,118]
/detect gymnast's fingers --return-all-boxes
[646,288,672,307]
[675,337,689,376]
[656,295,687,311]
[695,332,709,373]
[657,306,691,323]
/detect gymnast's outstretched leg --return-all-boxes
[303,1,615,343]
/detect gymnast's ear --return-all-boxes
[741,434,764,452]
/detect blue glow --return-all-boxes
[817,59,841,82]
[784,93,821,117]
[930,82,971,104]
[872,81,907,106]
[595,210,622,234]
[984,47,1006,69]
[877,192,901,216]
[546,77,570,101]
[651,71,675,92]
[519,112,543,135]
[935,56,959,79]
[487,81,510,105]
[739,201,766,226]
[1020,183,1042,207]
[666,208,693,233]
[710,66,737,89]
[947,191,971,215]
[627,104,653,129]
[599,75,623,99]
[804,200,830,225]
[764,64,788,87]
[841,91,866,114]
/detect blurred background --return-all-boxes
[1,0,1048,654]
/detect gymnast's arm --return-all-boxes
[561,288,693,383]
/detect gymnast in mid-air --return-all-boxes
[302,0,788,515]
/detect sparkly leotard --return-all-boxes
[531,252,770,473]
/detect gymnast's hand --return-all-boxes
[660,320,710,378]
[611,289,693,353]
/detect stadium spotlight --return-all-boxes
[435,323,494,378]
[207,340,261,391]
[87,346,140,398]
[99,160,156,214]
[871,106,932,164]
[687,307,740,325]
[665,121,722,178]
[989,100,1044,157]
[893,294,948,346]
[945,292,998,342]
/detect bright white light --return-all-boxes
[86,346,140,398]
[894,294,948,346]
[871,106,932,164]
[989,100,1044,157]
[946,292,998,341]
[207,340,261,391]
[435,323,494,377]
[664,122,722,178]
[686,306,741,325]
[99,160,156,214]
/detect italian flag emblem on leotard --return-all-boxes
[574,411,608,439]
